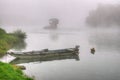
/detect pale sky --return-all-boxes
[0,0,119,28]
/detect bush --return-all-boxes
[0,28,26,55]
[0,40,10,55]
[10,30,26,39]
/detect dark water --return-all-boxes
[2,27,120,80]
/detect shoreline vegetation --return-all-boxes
[0,62,33,80]
[0,28,26,56]
[0,28,33,80]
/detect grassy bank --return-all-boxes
[0,28,26,56]
[0,28,33,80]
[0,61,33,80]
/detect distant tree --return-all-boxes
[44,18,59,29]
[49,18,59,26]
[86,4,120,27]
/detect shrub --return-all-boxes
[0,28,26,55]
[10,30,26,39]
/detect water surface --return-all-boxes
[2,27,120,80]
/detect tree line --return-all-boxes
[86,4,120,27]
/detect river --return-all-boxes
[1,26,120,80]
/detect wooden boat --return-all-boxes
[9,46,80,59]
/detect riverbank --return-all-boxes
[0,61,33,80]
[0,28,26,56]
[0,28,33,80]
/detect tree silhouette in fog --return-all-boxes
[44,18,59,29]
[86,4,120,27]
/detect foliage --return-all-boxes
[0,62,33,80]
[0,40,10,55]
[86,4,120,27]
[9,30,27,51]
[0,28,26,56]
[0,28,6,35]
[10,29,26,40]
[0,29,32,80]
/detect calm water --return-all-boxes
[2,27,120,80]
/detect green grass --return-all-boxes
[0,28,33,80]
[0,62,33,80]
[0,28,26,56]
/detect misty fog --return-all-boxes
[86,4,120,27]
[0,0,119,31]
[1,1,120,80]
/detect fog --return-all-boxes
[0,0,119,29]
[1,1,120,80]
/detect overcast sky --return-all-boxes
[0,0,119,28]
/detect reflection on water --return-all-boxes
[10,54,79,64]
[48,29,59,41]
[89,30,120,52]
[1,27,120,80]
[21,29,120,80]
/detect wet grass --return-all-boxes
[0,62,33,80]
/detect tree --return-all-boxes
[86,4,120,27]
[44,18,59,29]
